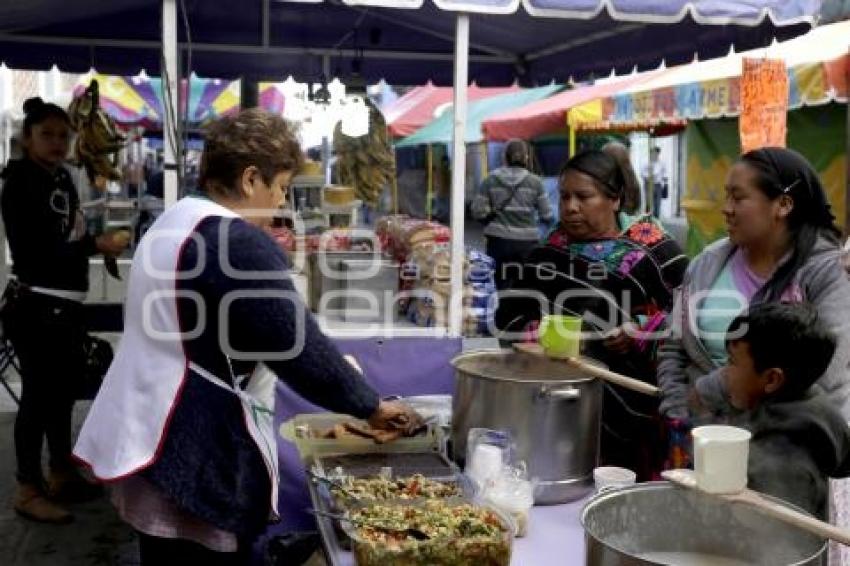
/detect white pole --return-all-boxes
[0,64,11,113]
[162,0,180,208]
[321,55,332,185]
[448,14,469,337]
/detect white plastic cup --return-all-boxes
[692,425,752,494]
[593,466,637,493]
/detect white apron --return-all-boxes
[74,196,280,515]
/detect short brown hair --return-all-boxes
[199,108,303,198]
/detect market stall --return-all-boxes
[567,20,850,253]
[481,70,666,149]
[395,84,562,218]
[384,82,518,139]
[4,3,850,566]
[273,340,834,565]
[2,1,839,336]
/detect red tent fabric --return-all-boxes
[385,82,519,138]
[481,72,665,141]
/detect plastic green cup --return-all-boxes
[538,314,582,358]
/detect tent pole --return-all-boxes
[449,14,469,337]
[845,46,850,238]
[392,170,399,215]
[321,55,332,185]
[647,135,654,216]
[426,144,433,220]
[162,0,180,208]
[569,125,576,157]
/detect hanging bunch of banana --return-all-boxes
[333,98,395,207]
[68,79,125,191]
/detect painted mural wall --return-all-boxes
[683,103,847,256]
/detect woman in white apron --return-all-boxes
[73,109,421,564]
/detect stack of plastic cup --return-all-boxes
[467,444,504,488]
[593,466,636,493]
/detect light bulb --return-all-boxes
[340,97,370,138]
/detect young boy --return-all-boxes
[719,302,850,518]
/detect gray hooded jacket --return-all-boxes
[657,236,850,419]
[471,166,553,241]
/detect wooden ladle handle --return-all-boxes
[512,342,660,397]
[731,489,850,547]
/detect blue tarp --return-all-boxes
[0,1,841,86]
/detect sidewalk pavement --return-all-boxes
[0,386,138,566]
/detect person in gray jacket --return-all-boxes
[657,147,850,424]
[472,139,554,289]
[721,303,850,518]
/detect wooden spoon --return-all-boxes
[512,342,660,397]
[662,468,850,547]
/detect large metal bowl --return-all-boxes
[581,482,827,565]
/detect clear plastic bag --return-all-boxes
[480,463,535,537]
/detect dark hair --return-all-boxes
[504,139,528,168]
[199,108,303,198]
[601,141,640,213]
[560,149,625,201]
[22,97,70,137]
[727,302,836,401]
[739,147,841,302]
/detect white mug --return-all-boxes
[692,425,752,494]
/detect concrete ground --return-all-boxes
[0,382,139,566]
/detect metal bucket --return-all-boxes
[581,483,827,565]
[451,349,603,504]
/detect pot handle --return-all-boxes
[538,386,581,401]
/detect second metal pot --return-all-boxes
[451,349,603,504]
[582,483,827,565]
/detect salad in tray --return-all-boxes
[346,499,513,566]
[332,473,463,504]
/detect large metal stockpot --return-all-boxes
[451,349,603,504]
[582,483,827,565]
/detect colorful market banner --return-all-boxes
[739,58,788,153]
[75,74,285,129]
[574,54,848,131]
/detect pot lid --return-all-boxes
[451,349,604,384]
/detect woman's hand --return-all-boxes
[603,322,638,354]
[367,400,425,443]
[96,230,130,257]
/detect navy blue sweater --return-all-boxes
[142,214,379,537]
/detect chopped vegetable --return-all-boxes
[350,500,512,566]
[332,474,461,504]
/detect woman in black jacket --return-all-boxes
[0,97,128,523]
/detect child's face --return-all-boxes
[24,116,70,168]
[723,341,781,410]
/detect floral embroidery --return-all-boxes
[576,240,616,262]
[547,229,570,248]
[618,250,646,275]
[627,221,664,246]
